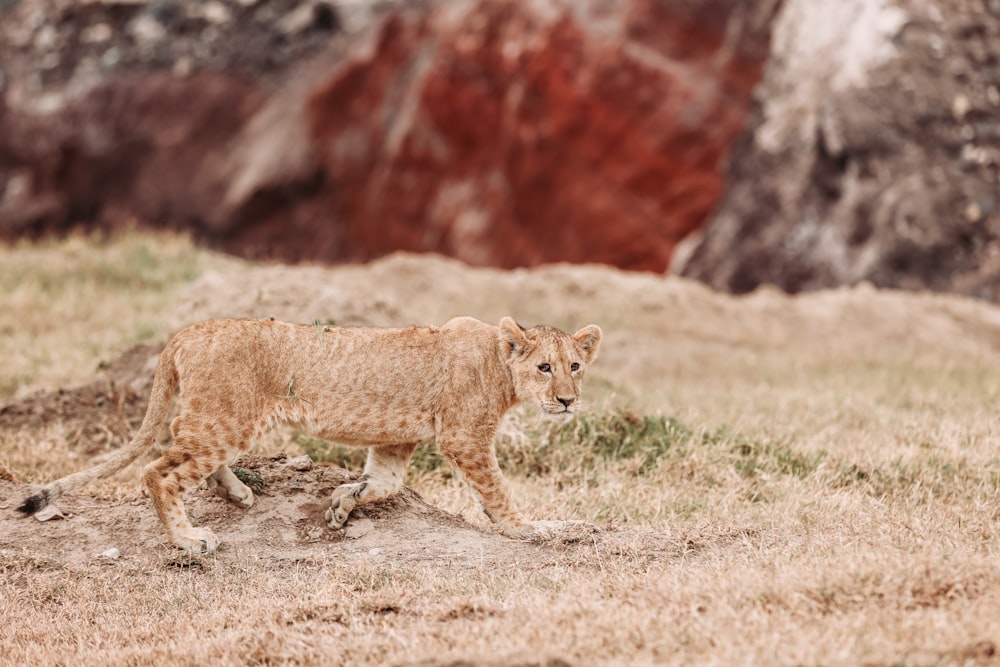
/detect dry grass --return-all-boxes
[0,230,234,402]
[4,233,1000,666]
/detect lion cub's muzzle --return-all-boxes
[541,395,578,415]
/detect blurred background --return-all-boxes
[1,0,998,300]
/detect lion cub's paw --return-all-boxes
[173,527,221,554]
[326,481,368,530]
[215,483,254,509]
[498,522,536,540]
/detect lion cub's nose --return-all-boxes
[557,396,575,408]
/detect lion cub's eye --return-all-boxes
[570,362,580,372]
[538,363,552,373]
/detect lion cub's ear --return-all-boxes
[499,317,529,360]
[573,324,602,365]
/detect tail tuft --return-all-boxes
[17,492,49,515]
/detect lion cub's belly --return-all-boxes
[304,402,437,447]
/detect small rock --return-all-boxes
[35,505,66,522]
[965,201,984,223]
[33,24,57,51]
[40,52,59,71]
[129,14,166,45]
[929,34,946,59]
[98,548,120,560]
[80,23,113,44]
[961,143,986,165]
[285,455,314,471]
[201,25,220,44]
[277,2,316,35]
[101,46,121,68]
[201,1,232,24]
[172,56,193,77]
[952,94,971,120]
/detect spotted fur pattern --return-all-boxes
[19,316,602,552]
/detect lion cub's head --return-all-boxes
[499,317,602,415]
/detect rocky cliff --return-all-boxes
[6,0,994,301]
[0,0,775,272]
[679,0,1000,299]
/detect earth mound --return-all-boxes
[0,452,674,570]
[0,343,162,459]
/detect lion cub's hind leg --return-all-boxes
[326,442,417,529]
[144,416,247,553]
[210,465,254,509]
[144,449,223,553]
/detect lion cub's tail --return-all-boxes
[18,342,180,517]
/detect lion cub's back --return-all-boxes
[168,316,497,403]
[166,317,503,445]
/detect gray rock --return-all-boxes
[285,455,314,471]
[35,505,66,521]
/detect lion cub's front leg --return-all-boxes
[326,443,417,529]
[436,429,531,537]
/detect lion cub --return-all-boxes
[19,316,601,552]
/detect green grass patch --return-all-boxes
[555,411,692,472]
[499,409,824,483]
[409,442,445,473]
[499,410,696,477]
[1,231,205,297]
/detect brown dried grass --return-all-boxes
[3,233,1000,666]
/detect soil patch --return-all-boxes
[0,454,672,571]
[0,344,161,457]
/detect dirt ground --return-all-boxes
[0,453,674,571]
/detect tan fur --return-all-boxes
[20,316,602,552]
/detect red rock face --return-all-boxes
[0,0,774,273]
[306,0,772,271]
